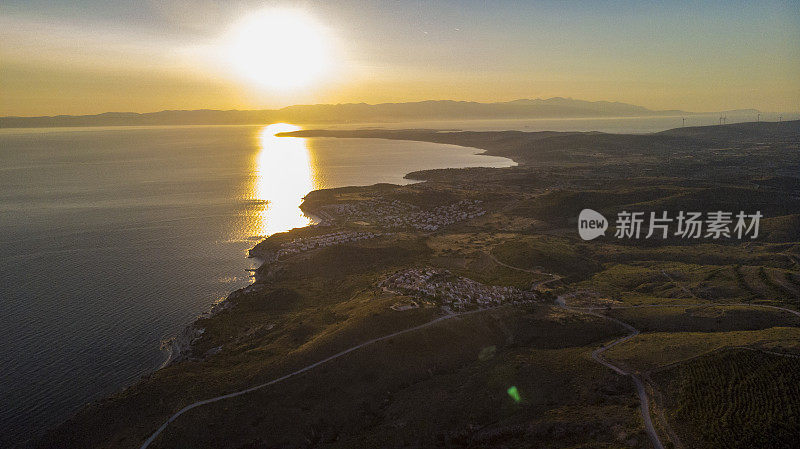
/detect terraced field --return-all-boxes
[654,349,800,449]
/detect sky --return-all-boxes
[1,0,799,116]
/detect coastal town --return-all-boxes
[379,267,538,313]
[313,198,417,225]
[252,230,384,262]
[313,198,487,231]
[251,198,489,262]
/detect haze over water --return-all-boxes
[0,123,512,444]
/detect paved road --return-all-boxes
[557,302,665,449]
[139,306,501,449]
[483,251,666,449]
[140,254,799,449]
[631,375,662,449]
[495,253,800,449]
[558,298,800,449]
[589,316,664,449]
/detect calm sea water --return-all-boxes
[0,124,513,445]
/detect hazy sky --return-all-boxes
[2,0,799,116]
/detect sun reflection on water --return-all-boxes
[250,123,317,236]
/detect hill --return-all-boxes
[0,98,694,128]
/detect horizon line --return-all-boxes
[1,96,786,120]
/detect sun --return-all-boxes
[228,9,331,89]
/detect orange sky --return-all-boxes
[2,0,799,116]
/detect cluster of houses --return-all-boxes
[257,231,383,262]
[403,199,486,231]
[379,267,537,312]
[314,198,486,231]
[315,198,418,225]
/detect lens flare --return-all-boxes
[507,386,521,403]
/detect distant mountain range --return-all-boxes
[0,98,759,128]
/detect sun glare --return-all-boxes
[250,123,317,236]
[229,9,330,89]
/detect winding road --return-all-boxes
[140,251,799,449]
[557,298,800,449]
[495,251,799,449]
[485,248,666,447]
[139,306,504,449]
[554,298,665,449]
[480,249,666,448]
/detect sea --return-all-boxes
[0,114,780,444]
[0,122,513,445]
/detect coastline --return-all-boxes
[151,119,800,371]
[155,144,512,370]
[33,120,800,449]
[157,269,266,369]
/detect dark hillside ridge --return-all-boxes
[280,120,800,166]
[0,98,701,128]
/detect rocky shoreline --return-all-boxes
[158,281,266,368]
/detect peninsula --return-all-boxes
[37,121,800,449]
